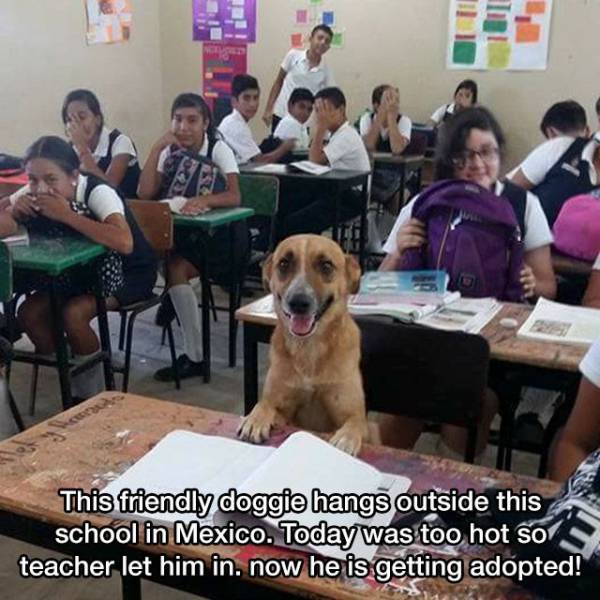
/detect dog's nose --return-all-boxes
[288,293,312,315]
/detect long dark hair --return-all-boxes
[171,93,219,146]
[61,89,104,129]
[434,107,505,181]
[454,79,478,104]
[24,136,80,174]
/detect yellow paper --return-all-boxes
[456,17,476,33]
[487,41,511,69]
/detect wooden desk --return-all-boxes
[6,234,114,409]
[239,163,371,269]
[0,392,559,599]
[173,207,255,379]
[371,153,425,204]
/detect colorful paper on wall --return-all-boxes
[447,0,553,70]
[331,31,344,49]
[85,0,133,45]
[290,32,305,48]
[202,43,248,109]
[193,0,256,43]
[321,11,335,27]
[295,9,308,25]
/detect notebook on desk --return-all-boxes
[101,430,411,562]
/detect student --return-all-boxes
[428,80,478,128]
[272,87,314,150]
[138,93,245,381]
[278,87,371,239]
[539,100,589,139]
[61,89,140,198]
[378,107,556,457]
[583,253,600,308]
[508,112,599,227]
[0,212,17,238]
[12,136,156,400]
[262,25,335,132]
[550,340,600,482]
[218,75,295,165]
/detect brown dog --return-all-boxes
[238,234,369,455]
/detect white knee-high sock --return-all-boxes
[71,358,104,399]
[169,284,203,363]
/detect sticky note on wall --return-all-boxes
[296,9,308,25]
[526,1,546,14]
[322,11,335,26]
[487,40,511,69]
[456,17,476,33]
[291,33,304,48]
[331,31,344,48]
[483,19,507,33]
[516,22,541,43]
[453,40,476,64]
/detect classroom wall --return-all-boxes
[159,0,600,169]
[0,0,164,159]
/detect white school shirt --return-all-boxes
[594,253,600,270]
[91,126,137,167]
[218,109,260,164]
[510,135,600,187]
[358,112,412,143]
[10,175,124,222]
[273,114,310,150]
[323,121,371,172]
[273,49,335,119]
[580,341,600,388]
[430,103,455,125]
[382,181,553,255]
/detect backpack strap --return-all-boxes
[500,180,527,236]
[82,173,124,206]
[548,137,590,176]
[207,136,218,161]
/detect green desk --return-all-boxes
[173,207,255,381]
[8,234,115,410]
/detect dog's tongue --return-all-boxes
[290,314,315,336]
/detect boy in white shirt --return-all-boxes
[273,88,314,150]
[218,74,294,165]
[278,87,371,238]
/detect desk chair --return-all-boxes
[358,317,490,463]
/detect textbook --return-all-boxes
[2,226,29,247]
[288,160,332,176]
[518,298,600,345]
[360,270,449,295]
[101,430,410,562]
[250,163,289,174]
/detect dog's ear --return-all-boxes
[345,254,361,294]
[262,253,274,292]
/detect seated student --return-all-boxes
[539,100,589,139]
[277,87,372,239]
[272,87,314,150]
[377,107,556,457]
[11,136,156,400]
[218,75,295,165]
[550,340,600,482]
[508,106,599,228]
[428,80,478,128]
[0,212,17,238]
[583,253,600,308]
[61,89,140,198]
[138,93,244,381]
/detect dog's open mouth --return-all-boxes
[281,295,334,338]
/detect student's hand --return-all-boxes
[181,197,211,216]
[386,89,401,119]
[396,218,427,254]
[314,98,336,131]
[34,191,74,224]
[154,131,180,152]
[65,116,89,152]
[262,110,273,127]
[11,195,38,221]
[376,101,388,128]
[520,264,537,298]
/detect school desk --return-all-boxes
[239,163,371,269]
[173,207,255,380]
[5,234,114,410]
[371,153,425,205]
[0,392,559,600]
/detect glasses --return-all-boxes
[451,146,500,168]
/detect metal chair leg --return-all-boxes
[121,310,138,393]
[207,284,218,322]
[166,322,180,390]
[8,388,24,432]
[28,363,39,416]
[118,312,127,351]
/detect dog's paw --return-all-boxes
[237,405,276,444]
[330,427,363,456]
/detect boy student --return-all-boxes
[278,87,371,238]
[273,87,314,150]
[539,100,589,139]
[218,75,295,165]
[508,104,599,227]
[262,25,335,132]
[428,80,478,128]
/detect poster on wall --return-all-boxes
[193,0,256,43]
[85,0,133,45]
[447,0,554,70]
[202,43,248,110]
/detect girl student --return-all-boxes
[62,89,141,198]
[377,107,556,459]
[138,93,245,382]
[11,136,156,400]
[428,79,478,128]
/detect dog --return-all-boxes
[238,234,369,455]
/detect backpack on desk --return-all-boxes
[400,180,526,302]
[553,194,600,262]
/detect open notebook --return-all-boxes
[101,430,410,562]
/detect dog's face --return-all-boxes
[263,235,361,338]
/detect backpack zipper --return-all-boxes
[436,209,455,269]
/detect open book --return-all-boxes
[101,430,410,562]
[518,298,600,345]
[360,270,449,295]
[249,163,289,175]
[288,160,332,175]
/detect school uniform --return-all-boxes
[278,121,371,239]
[595,253,600,270]
[273,49,335,124]
[430,102,455,126]
[382,181,553,255]
[510,135,600,226]
[218,109,260,164]
[273,114,310,150]
[358,112,412,146]
[580,341,600,387]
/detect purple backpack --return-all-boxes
[401,180,526,302]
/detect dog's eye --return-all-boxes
[278,258,290,272]
[319,260,335,276]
